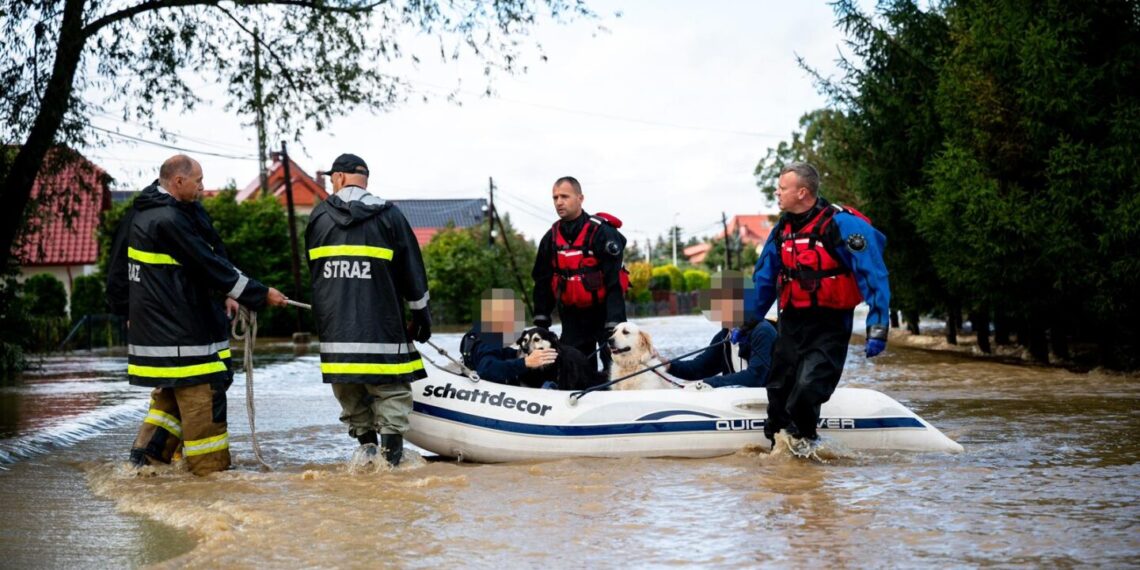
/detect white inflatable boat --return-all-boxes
[406,368,963,463]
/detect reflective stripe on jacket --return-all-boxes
[306,186,429,384]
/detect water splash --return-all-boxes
[0,399,145,468]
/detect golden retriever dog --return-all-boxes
[606,322,687,390]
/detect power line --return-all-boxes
[410,81,785,139]
[93,111,256,154]
[493,190,556,221]
[89,124,259,160]
[492,199,551,225]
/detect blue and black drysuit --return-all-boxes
[753,198,891,441]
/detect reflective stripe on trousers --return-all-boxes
[143,404,183,438]
[183,431,229,457]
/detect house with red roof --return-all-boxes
[206,156,487,247]
[205,153,330,215]
[684,214,774,266]
[13,149,113,311]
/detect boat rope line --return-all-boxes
[232,307,271,471]
[570,338,732,402]
[420,339,482,382]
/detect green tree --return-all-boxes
[69,274,104,321]
[701,237,760,274]
[810,0,954,333]
[1,0,597,272]
[422,216,537,325]
[915,0,1140,364]
[754,108,858,206]
[0,264,31,375]
[96,198,133,278]
[22,273,67,318]
[200,190,303,335]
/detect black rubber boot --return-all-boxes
[380,434,403,467]
[129,447,149,467]
[357,431,378,446]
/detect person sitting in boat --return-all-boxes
[665,271,777,389]
[460,288,558,386]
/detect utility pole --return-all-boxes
[253,28,269,196]
[722,212,732,271]
[488,177,495,247]
[280,141,304,333]
[671,212,679,267]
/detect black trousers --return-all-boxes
[559,304,611,373]
[765,308,853,441]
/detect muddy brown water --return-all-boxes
[0,316,1137,568]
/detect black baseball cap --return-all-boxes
[323,153,369,176]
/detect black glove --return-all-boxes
[533,315,552,329]
[408,307,432,343]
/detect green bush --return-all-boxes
[28,317,69,352]
[0,265,29,376]
[626,261,652,298]
[683,269,711,291]
[651,265,686,292]
[648,274,671,292]
[70,274,105,321]
[23,273,67,318]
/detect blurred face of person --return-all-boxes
[168,160,204,202]
[705,295,744,329]
[552,181,584,221]
[776,171,813,214]
[480,296,525,338]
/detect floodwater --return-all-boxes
[0,315,1137,568]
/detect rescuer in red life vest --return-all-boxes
[531,176,629,373]
[752,162,891,459]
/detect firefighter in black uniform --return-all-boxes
[531,176,628,372]
[306,153,431,467]
[106,154,287,476]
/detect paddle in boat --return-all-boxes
[406,366,963,463]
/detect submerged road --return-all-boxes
[0,315,1137,567]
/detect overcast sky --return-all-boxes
[87,0,858,245]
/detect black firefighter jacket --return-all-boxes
[305,186,430,385]
[109,184,268,388]
[107,182,233,344]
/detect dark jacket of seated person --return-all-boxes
[668,320,777,388]
[460,325,526,385]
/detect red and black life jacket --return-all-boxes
[550,213,631,309]
[776,204,869,311]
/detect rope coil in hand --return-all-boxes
[232,307,271,471]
